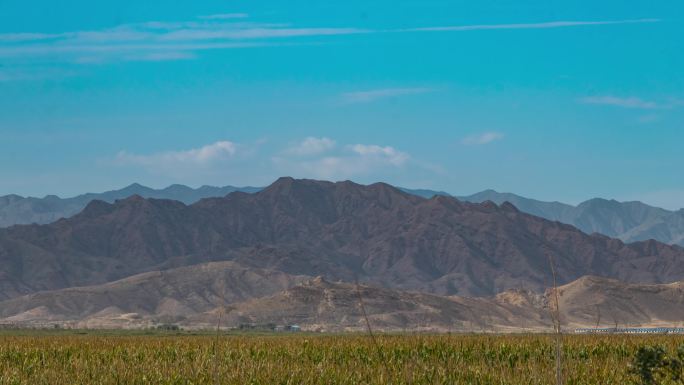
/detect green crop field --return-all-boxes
[0,331,680,384]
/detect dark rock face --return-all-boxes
[1,177,684,300]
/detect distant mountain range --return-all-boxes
[398,188,684,247]
[458,190,684,247]
[2,183,683,247]
[2,177,684,331]
[2,177,684,300]
[0,183,261,228]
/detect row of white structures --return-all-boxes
[574,327,684,334]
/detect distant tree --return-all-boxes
[157,324,180,331]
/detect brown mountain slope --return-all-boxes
[556,276,684,328]
[192,276,684,331]
[192,277,550,332]
[0,261,308,327]
[208,276,684,332]
[6,274,684,332]
[0,273,550,331]
[2,177,684,299]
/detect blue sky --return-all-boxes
[1,1,683,209]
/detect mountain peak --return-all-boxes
[367,181,403,192]
[578,197,619,208]
[117,183,152,195]
[479,200,500,211]
[119,194,146,203]
[79,199,114,218]
[271,176,296,187]
[124,183,146,189]
[500,201,520,213]
[0,194,25,206]
[256,178,416,216]
[1,194,24,200]
[112,195,187,210]
[260,177,338,196]
[261,177,299,194]
[165,184,191,191]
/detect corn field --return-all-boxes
[0,332,680,384]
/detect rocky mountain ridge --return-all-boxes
[2,177,684,301]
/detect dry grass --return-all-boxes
[0,332,680,384]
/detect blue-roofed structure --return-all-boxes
[574,327,684,334]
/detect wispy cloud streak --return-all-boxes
[199,13,249,20]
[461,132,505,145]
[0,32,66,42]
[0,17,661,64]
[341,88,434,103]
[159,27,368,41]
[116,141,237,165]
[286,137,336,156]
[579,95,677,109]
[403,19,660,32]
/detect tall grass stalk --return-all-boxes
[547,255,563,385]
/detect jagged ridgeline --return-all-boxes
[1,178,684,330]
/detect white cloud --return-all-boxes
[198,13,249,20]
[349,144,409,166]
[286,137,336,156]
[115,141,238,169]
[274,141,410,179]
[461,132,505,145]
[579,96,661,109]
[341,88,433,103]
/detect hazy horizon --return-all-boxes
[3,178,683,212]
